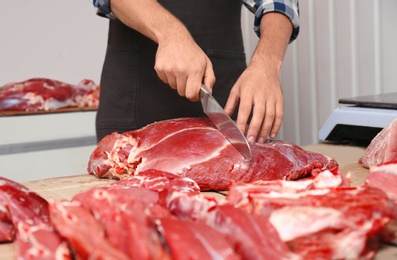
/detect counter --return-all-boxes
[1,143,396,259]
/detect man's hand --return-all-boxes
[154,30,215,101]
[224,12,293,144]
[224,63,283,144]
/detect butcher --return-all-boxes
[92,0,300,143]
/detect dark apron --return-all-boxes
[96,0,246,142]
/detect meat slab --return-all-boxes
[0,78,99,112]
[359,118,397,168]
[225,170,397,259]
[88,117,338,190]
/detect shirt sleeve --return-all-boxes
[242,0,300,42]
[92,0,115,19]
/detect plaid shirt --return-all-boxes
[92,0,300,42]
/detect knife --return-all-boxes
[199,84,252,161]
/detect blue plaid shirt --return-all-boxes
[92,0,300,42]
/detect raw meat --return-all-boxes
[365,162,397,204]
[0,177,71,259]
[0,78,99,112]
[117,172,297,259]
[49,200,130,260]
[110,169,201,207]
[88,117,338,190]
[158,218,240,260]
[1,169,395,259]
[225,171,397,259]
[205,205,299,260]
[359,118,397,168]
[71,185,170,259]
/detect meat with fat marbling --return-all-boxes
[0,78,99,112]
[88,117,338,191]
[225,170,397,259]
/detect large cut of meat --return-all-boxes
[359,118,397,168]
[0,78,99,112]
[88,117,338,190]
[225,170,397,259]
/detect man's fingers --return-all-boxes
[175,76,187,97]
[185,76,202,101]
[269,101,283,139]
[224,88,239,117]
[246,104,266,144]
[256,103,275,143]
[235,98,252,141]
[202,58,216,91]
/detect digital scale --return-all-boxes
[319,92,397,146]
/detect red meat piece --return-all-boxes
[0,177,71,259]
[205,205,298,259]
[159,218,240,260]
[0,78,99,111]
[226,176,397,259]
[72,185,170,259]
[49,200,129,260]
[88,117,338,191]
[111,169,201,207]
[359,118,397,168]
[366,162,397,204]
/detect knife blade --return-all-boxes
[199,84,252,161]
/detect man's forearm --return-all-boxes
[249,12,293,73]
[110,0,190,44]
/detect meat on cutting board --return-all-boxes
[1,168,397,259]
[0,177,71,259]
[205,204,300,260]
[225,170,397,259]
[158,218,240,260]
[88,117,338,191]
[49,200,130,260]
[359,118,397,168]
[0,78,99,112]
[72,185,170,260]
[366,162,397,204]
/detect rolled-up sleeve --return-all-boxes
[92,0,115,18]
[243,0,300,42]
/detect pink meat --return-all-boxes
[0,78,99,111]
[226,176,397,259]
[88,117,338,191]
[205,205,299,260]
[159,218,240,260]
[49,200,130,260]
[0,177,71,259]
[111,169,201,207]
[366,162,397,204]
[0,221,14,242]
[72,186,170,260]
[359,118,397,168]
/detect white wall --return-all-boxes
[0,0,107,84]
[0,1,106,182]
[277,0,397,145]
